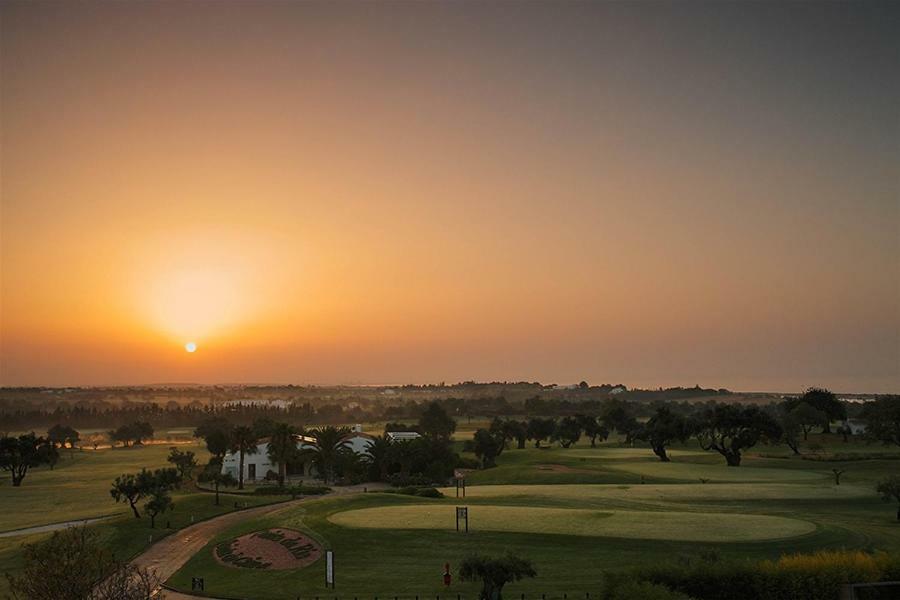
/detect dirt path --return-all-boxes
[133,483,386,600]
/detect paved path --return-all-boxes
[0,516,114,538]
[133,484,386,600]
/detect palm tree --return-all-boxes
[267,423,299,486]
[307,426,351,484]
[365,435,393,481]
[229,425,258,490]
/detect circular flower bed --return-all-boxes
[215,528,323,570]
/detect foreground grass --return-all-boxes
[167,439,899,599]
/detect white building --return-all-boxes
[385,431,421,442]
[220,430,379,482]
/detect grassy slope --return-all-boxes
[167,435,900,599]
[0,442,291,597]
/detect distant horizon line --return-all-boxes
[0,381,890,397]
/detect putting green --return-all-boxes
[565,448,708,459]
[328,504,816,542]
[438,483,869,504]
[603,461,824,482]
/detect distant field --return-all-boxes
[0,442,207,532]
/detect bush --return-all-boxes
[455,456,481,470]
[637,550,900,600]
[252,485,331,496]
[386,473,433,487]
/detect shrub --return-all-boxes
[455,456,481,470]
[386,473,433,487]
[637,550,900,600]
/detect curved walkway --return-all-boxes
[0,515,114,538]
[132,483,385,600]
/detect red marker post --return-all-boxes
[443,562,451,587]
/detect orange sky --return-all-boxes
[1,2,898,391]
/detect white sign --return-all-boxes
[325,550,334,587]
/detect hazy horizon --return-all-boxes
[2,1,898,392]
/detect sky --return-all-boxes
[1,1,898,392]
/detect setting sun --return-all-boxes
[185,342,197,353]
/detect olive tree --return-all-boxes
[876,476,900,522]
[6,525,159,600]
[639,406,691,462]
[459,553,537,600]
[694,404,782,467]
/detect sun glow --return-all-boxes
[185,342,197,353]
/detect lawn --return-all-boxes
[0,442,204,532]
[165,436,900,599]
[0,441,291,597]
[327,503,817,541]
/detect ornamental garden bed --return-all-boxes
[214,528,323,570]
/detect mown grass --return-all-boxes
[0,442,205,532]
[0,442,291,597]
[166,437,899,599]
[327,504,816,541]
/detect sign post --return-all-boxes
[453,471,467,498]
[456,506,468,533]
[325,550,335,589]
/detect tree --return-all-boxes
[640,406,691,462]
[551,417,582,448]
[418,401,457,441]
[577,415,609,448]
[39,442,60,470]
[779,410,803,456]
[110,473,145,518]
[167,447,198,481]
[600,399,641,444]
[108,422,154,448]
[472,429,503,469]
[365,435,393,481]
[47,424,79,450]
[194,417,233,460]
[695,404,782,467]
[144,489,174,529]
[788,402,828,441]
[5,525,160,600]
[796,388,845,433]
[306,426,351,484]
[198,464,237,505]
[459,553,537,600]
[489,418,523,456]
[1,433,53,486]
[875,476,900,522]
[862,396,900,447]
[229,425,259,490]
[110,467,181,519]
[507,420,529,450]
[131,421,154,445]
[526,418,556,448]
[267,422,300,485]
